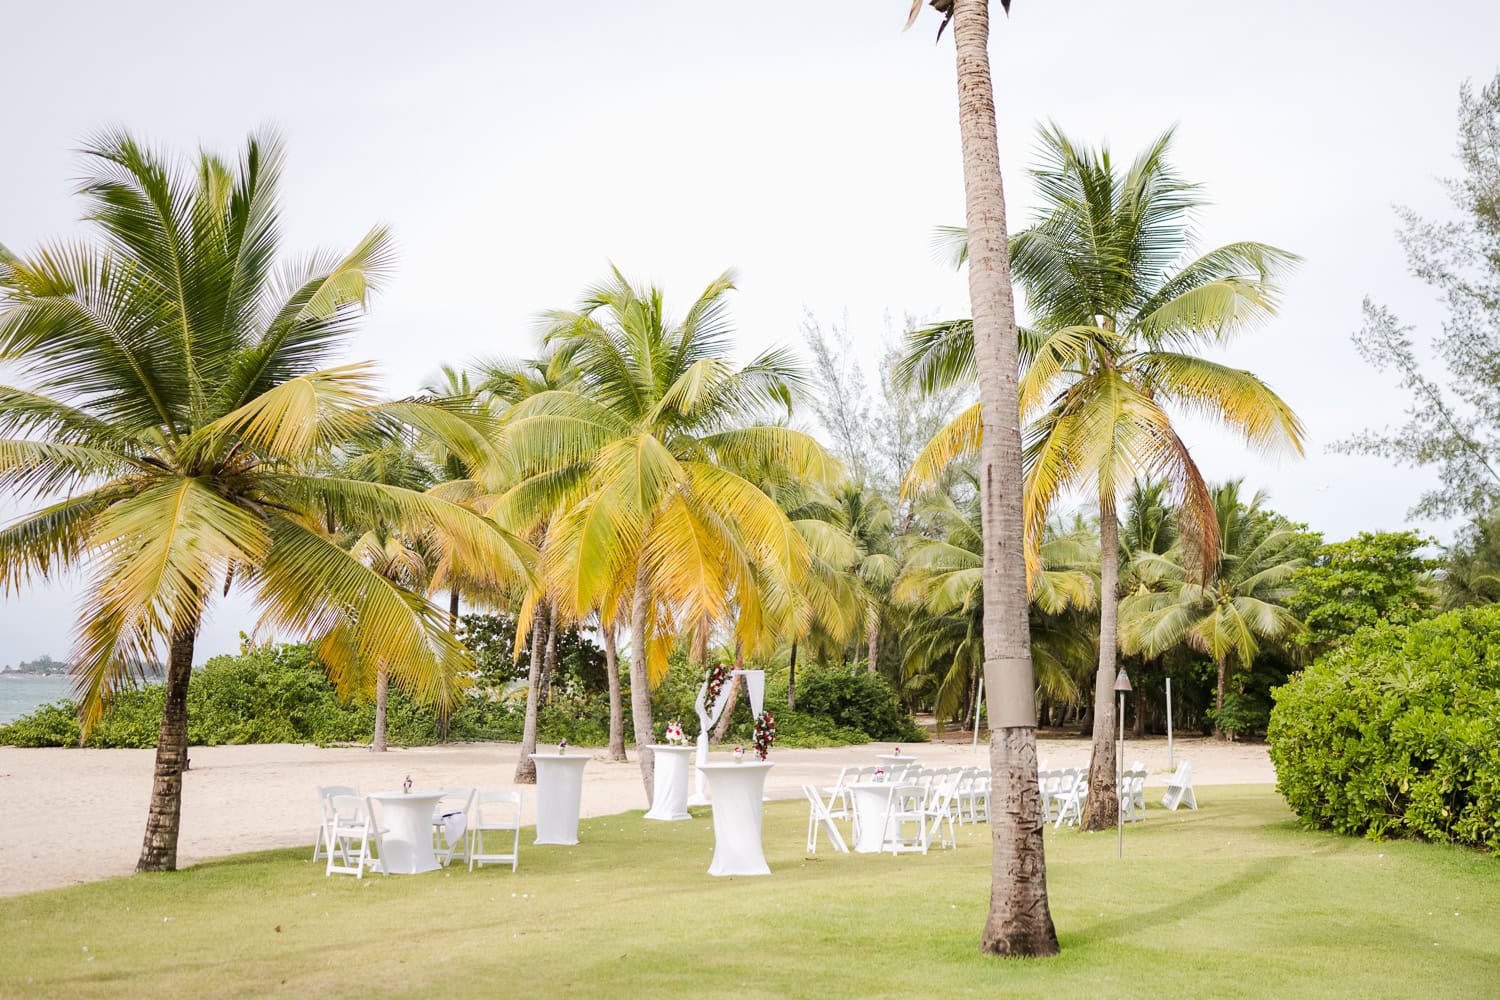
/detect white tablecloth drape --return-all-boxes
[698,762,773,876]
[367,791,444,873]
[643,745,694,821]
[529,753,589,845]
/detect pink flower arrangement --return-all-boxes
[752,711,777,760]
[703,662,731,711]
[665,720,688,746]
[733,745,745,763]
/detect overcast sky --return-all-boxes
[2,0,1496,665]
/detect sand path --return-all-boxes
[0,735,1273,896]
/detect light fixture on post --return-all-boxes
[1114,669,1133,859]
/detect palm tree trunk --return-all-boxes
[950,0,1059,958]
[136,618,198,872]
[539,612,559,707]
[629,562,656,800]
[787,640,799,710]
[1133,683,1146,739]
[866,613,880,675]
[448,587,460,631]
[1215,655,1227,739]
[1080,497,1120,832]
[603,621,627,761]
[372,666,389,752]
[514,602,548,784]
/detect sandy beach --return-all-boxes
[0,735,1274,897]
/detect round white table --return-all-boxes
[643,744,695,821]
[367,791,444,873]
[876,753,917,768]
[845,782,895,854]
[698,761,773,876]
[529,752,588,845]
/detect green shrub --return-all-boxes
[0,701,83,747]
[794,667,926,743]
[1268,605,1500,853]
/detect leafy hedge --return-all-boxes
[0,641,923,750]
[1268,605,1500,853]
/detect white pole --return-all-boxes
[1116,689,1125,858]
[1166,677,1174,771]
[971,677,984,752]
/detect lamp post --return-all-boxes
[1114,669,1133,859]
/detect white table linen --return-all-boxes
[367,791,444,873]
[529,753,589,845]
[643,745,695,821]
[876,753,917,768]
[845,782,894,854]
[698,762,773,876]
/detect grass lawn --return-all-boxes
[4,785,1497,999]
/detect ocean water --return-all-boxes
[0,675,73,724]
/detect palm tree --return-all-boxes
[833,484,898,673]
[0,131,532,871]
[500,268,836,797]
[901,126,1304,831]
[896,485,1096,724]
[1119,481,1306,731]
[905,0,1056,955]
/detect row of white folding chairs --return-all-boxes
[314,785,523,878]
[877,766,978,855]
[1119,767,1148,823]
[818,762,920,822]
[1039,768,1087,828]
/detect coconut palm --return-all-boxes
[1119,480,1306,730]
[904,0,1055,955]
[499,268,836,796]
[896,484,1096,722]
[901,125,1304,831]
[0,131,533,871]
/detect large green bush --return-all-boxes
[793,666,925,743]
[1268,605,1500,853]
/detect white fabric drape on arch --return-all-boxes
[690,669,765,803]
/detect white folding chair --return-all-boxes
[1161,761,1198,811]
[432,788,476,867]
[923,771,962,850]
[1052,769,1086,829]
[802,784,850,854]
[469,790,523,871]
[1118,769,1148,823]
[880,783,927,855]
[324,794,385,878]
[820,766,860,822]
[312,785,359,862]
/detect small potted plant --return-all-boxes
[733,745,745,764]
[558,739,568,755]
[402,775,412,795]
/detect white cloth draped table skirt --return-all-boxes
[530,753,589,845]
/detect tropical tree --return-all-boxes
[901,125,1304,830]
[0,131,532,870]
[905,0,1057,956]
[499,268,836,797]
[896,484,1096,724]
[1119,481,1307,730]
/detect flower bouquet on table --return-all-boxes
[752,711,777,761]
[558,740,568,755]
[703,662,731,711]
[733,746,745,764]
[664,720,688,746]
[402,775,412,794]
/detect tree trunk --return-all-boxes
[372,666,389,752]
[539,611,559,707]
[1133,683,1146,739]
[448,587,460,631]
[712,643,745,743]
[513,602,548,784]
[136,619,198,872]
[787,639,798,711]
[629,559,656,800]
[866,612,880,674]
[1080,498,1120,831]
[603,621,627,761]
[1215,655,1227,739]
[951,0,1059,958]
